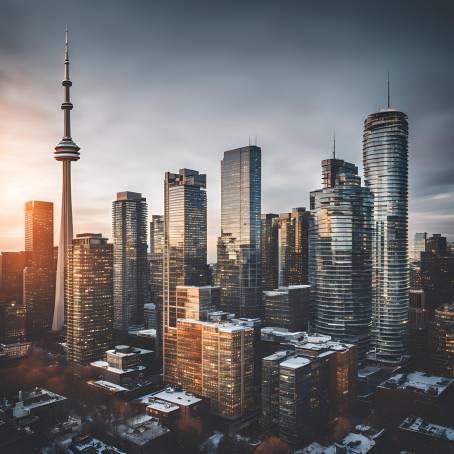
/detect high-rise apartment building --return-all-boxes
[276,207,311,287]
[23,201,55,339]
[0,299,27,344]
[163,169,207,383]
[66,234,113,364]
[176,318,254,420]
[218,146,261,317]
[363,106,409,365]
[261,214,278,291]
[310,159,373,358]
[263,285,312,332]
[112,191,149,335]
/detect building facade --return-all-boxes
[429,303,454,377]
[113,191,149,335]
[263,285,312,332]
[163,169,207,383]
[176,318,254,419]
[66,234,113,364]
[277,208,311,287]
[310,160,373,358]
[260,213,278,291]
[218,146,262,318]
[363,108,409,365]
[23,201,55,339]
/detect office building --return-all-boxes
[217,145,261,317]
[420,235,454,314]
[260,333,357,444]
[263,285,311,332]
[261,213,278,291]
[321,157,358,189]
[113,191,149,335]
[163,169,207,383]
[310,159,373,358]
[0,251,30,305]
[363,105,409,365]
[413,232,427,261]
[277,207,311,286]
[429,303,454,377]
[175,318,254,420]
[23,200,55,338]
[53,30,81,331]
[66,234,113,364]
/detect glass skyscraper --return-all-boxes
[163,169,207,383]
[261,213,279,291]
[218,145,262,317]
[363,108,409,365]
[310,159,373,358]
[112,191,149,335]
[23,201,55,339]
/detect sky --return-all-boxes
[0,0,453,261]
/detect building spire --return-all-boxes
[387,71,390,108]
[54,27,80,160]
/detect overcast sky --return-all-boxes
[0,0,453,261]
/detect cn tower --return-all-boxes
[52,29,80,331]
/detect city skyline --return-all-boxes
[1,1,454,262]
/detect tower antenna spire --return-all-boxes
[387,71,390,108]
[333,131,336,159]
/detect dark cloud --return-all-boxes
[0,0,453,258]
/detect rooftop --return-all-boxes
[336,426,385,454]
[263,350,292,362]
[68,434,124,454]
[379,371,453,396]
[146,398,180,414]
[399,416,454,441]
[298,442,336,454]
[280,356,311,369]
[151,387,202,407]
[87,380,128,393]
[116,414,169,446]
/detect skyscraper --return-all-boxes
[66,234,113,364]
[413,232,427,261]
[277,207,311,287]
[163,169,207,383]
[261,213,278,291]
[149,215,164,338]
[23,201,54,338]
[53,29,80,331]
[310,159,373,358]
[217,146,261,317]
[0,252,30,305]
[112,191,149,335]
[363,105,409,364]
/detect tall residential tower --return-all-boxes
[53,30,80,331]
[363,104,409,364]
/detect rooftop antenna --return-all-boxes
[255,135,257,146]
[248,135,251,146]
[333,131,336,159]
[387,71,390,108]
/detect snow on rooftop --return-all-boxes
[280,356,311,369]
[400,416,454,441]
[152,388,202,406]
[381,371,453,396]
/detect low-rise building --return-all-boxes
[397,416,454,453]
[68,434,125,454]
[375,371,454,427]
